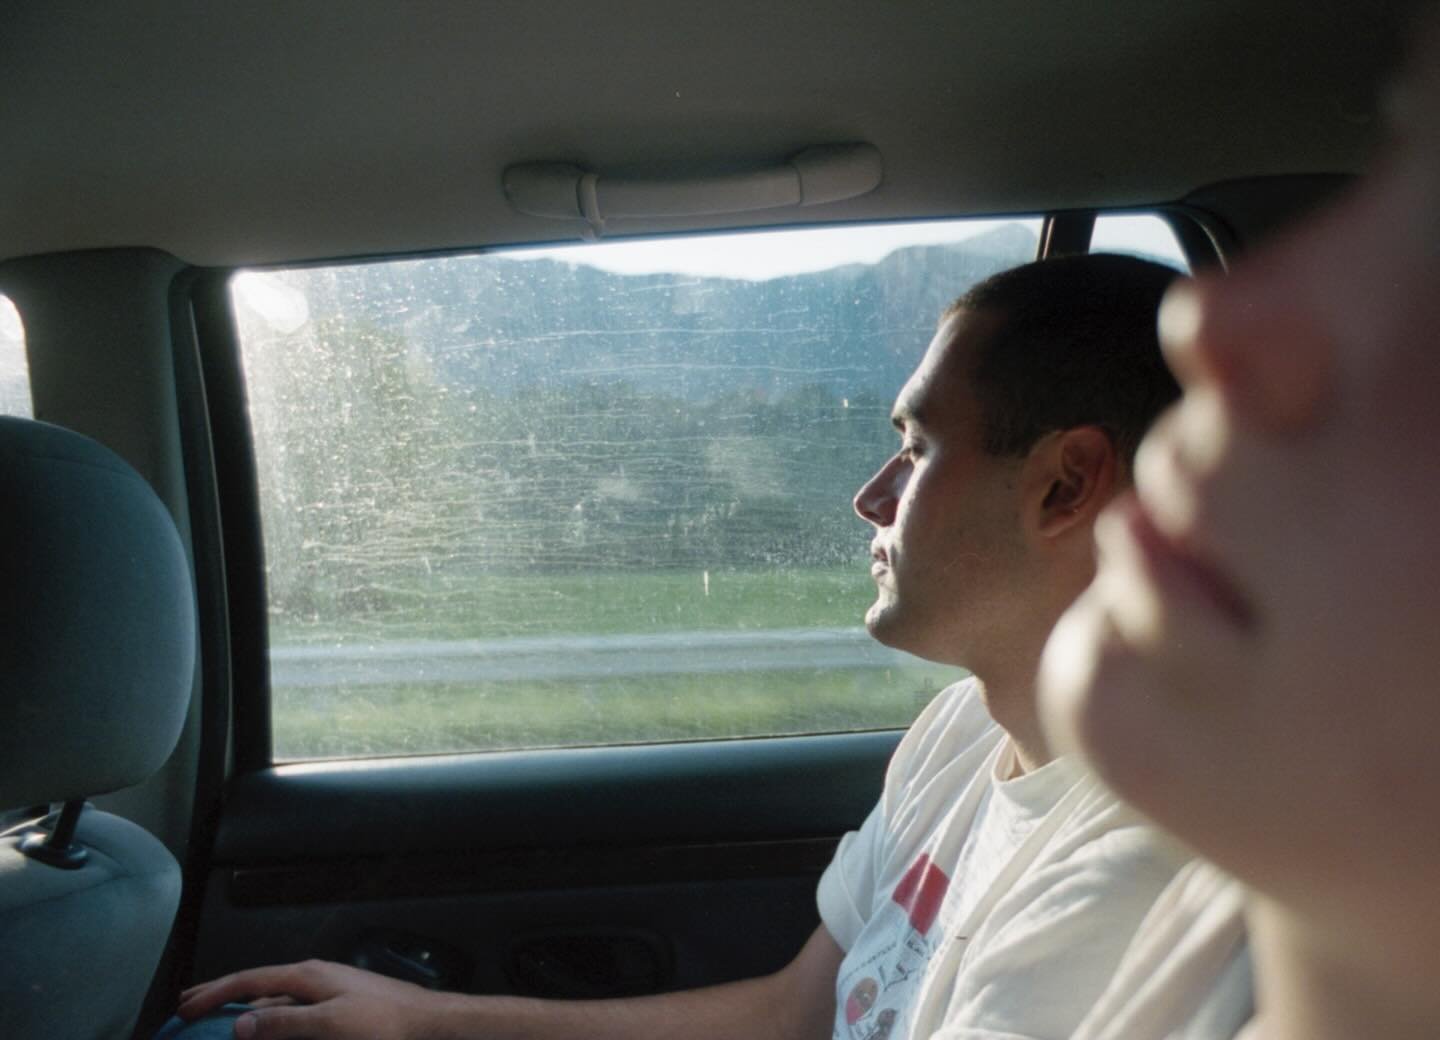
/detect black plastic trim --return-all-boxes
[1161,209,1225,271]
[1039,211,1096,258]
[1179,175,1352,256]
[215,730,897,866]
[227,836,839,907]
[191,272,274,770]
[151,269,239,1008]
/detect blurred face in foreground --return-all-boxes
[1039,17,1440,1008]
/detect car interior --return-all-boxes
[0,2,1424,1037]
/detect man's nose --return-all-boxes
[854,460,901,526]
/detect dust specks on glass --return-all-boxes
[233,219,1055,761]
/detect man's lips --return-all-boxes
[869,544,890,578]
[1114,495,1256,630]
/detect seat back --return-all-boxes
[0,416,196,1040]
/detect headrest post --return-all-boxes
[19,800,90,870]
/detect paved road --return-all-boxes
[270,627,928,687]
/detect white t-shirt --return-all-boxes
[1072,860,1253,1040]
[818,679,1186,1040]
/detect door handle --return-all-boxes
[350,929,469,990]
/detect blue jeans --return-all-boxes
[153,1004,254,1039]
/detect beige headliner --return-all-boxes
[0,1,1418,267]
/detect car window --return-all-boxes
[233,219,1042,761]
[1090,213,1189,271]
[0,295,31,418]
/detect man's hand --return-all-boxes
[177,960,446,1040]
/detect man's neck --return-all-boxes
[972,674,1052,778]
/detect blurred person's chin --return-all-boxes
[1037,499,1259,866]
[1037,583,1154,804]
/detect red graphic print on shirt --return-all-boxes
[861,1008,898,1040]
[832,853,954,1040]
[890,853,949,935]
[845,977,879,1024]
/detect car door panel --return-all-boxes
[194,731,896,996]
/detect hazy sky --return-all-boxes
[230,214,1187,331]
[499,214,1185,281]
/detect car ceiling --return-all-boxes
[0,0,1420,268]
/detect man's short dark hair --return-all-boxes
[948,253,1182,468]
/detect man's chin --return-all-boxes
[864,602,910,651]
[865,603,971,670]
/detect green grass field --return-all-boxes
[271,565,876,643]
[269,566,963,760]
[272,663,959,760]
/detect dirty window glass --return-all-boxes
[0,296,31,418]
[235,219,1042,760]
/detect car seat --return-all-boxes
[0,415,196,1040]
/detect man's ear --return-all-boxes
[1026,426,1120,540]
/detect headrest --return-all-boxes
[0,416,195,808]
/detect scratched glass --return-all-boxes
[236,217,1197,760]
